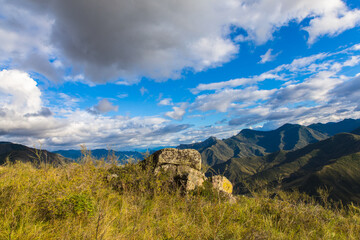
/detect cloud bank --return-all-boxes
[192,45,360,129]
[1,0,359,83]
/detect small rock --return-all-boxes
[106,173,118,181]
[209,175,233,194]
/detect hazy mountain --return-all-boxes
[54,149,144,163]
[210,133,360,203]
[179,123,328,166]
[308,118,360,136]
[0,142,69,166]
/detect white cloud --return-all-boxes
[117,93,128,99]
[305,8,360,44]
[343,56,360,67]
[165,103,187,120]
[0,69,42,114]
[192,46,360,129]
[140,87,148,96]
[192,72,278,93]
[353,44,360,50]
[0,69,197,150]
[231,0,360,44]
[193,87,275,112]
[57,93,81,109]
[158,98,173,106]
[259,49,278,64]
[281,53,329,73]
[270,71,343,105]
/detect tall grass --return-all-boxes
[0,156,359,239]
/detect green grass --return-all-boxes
[0,157,360,240]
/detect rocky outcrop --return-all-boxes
[150,148,233,195]
[152,148,201,171]
[151,148,205,191]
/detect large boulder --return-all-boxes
[151,148,201,171]
[151,148,205,191]
[155,164,205,191]
[150,148,234,195]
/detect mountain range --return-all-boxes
[2,118,360,203]
[179,118,360,167]
[209,132,360,203]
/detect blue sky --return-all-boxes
[0,0,360,150]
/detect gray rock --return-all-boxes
[149,148,234,198]
[155,164,205,191]
[151,148,201,171]
[209,175,233,194]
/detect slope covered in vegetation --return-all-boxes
[179,118,360,167]
[1,155,360,240]
[210,133,360,203]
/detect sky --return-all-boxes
[0,0,360,151]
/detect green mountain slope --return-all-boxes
[210,133,360,203]
[0,142,69,166]
[180,123,328,166]
[178,137,235,166]
[179,119,360,167]
[226,124,327,156]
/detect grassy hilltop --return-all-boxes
[1,153,360,240]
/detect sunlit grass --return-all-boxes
[0,156,359,240]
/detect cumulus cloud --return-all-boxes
[0,69,231,150]
[89,99,119,114]
[1,0,359,84]
[24,107,52,118]
[305,7,360,44]
[0,69,42,114]
[165,103,187,120]
[158,98,173,106]
[0,69,198,150]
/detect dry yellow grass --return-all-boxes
[0,158,359,240]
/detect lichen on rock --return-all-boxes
[208,175,233,194]
[152,148,202,171]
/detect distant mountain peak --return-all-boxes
[205,136,218,142]
[308,118,360,136]
[277,123,302,130]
